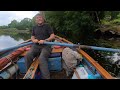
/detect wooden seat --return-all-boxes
[52,47,64,53]
[20,51,27,56]
[20,47,64,57]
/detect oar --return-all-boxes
[0,42,33,53]
[1,41,120,53]
[44,42,120,52]
[0,39,32,54]
[19,39,31,44]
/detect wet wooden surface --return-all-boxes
[50,69,72,79]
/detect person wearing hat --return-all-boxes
[25,13,55,79]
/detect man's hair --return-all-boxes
[35,13,44,18]
[35,13,46,21]
[35,13,42,17]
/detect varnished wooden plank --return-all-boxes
[20,51,27,56]
[23,58,39,79]
[55,35,113,79]
[77,49,113,79]
[55,35,73,44]
[52,47,64,53]
[21,47,64,57]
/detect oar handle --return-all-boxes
[44,42,120,52]
[0,41,120,53]
[44,42,79,47]
[90,46,120,52]
[79,45,120,52]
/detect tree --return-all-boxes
[0,25,8,29]
[0,13,38,31]
[45,11,97,43]
[110,11,120,20]
[8,20,19,28]
[18,18,32,30]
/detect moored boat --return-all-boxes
[0,35,114,79]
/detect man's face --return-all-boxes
[35,15,44,24]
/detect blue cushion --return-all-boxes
[48,57,62,72]
[17,57,27,74]
[49,53,61,58]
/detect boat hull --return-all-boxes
[0,35,113,79]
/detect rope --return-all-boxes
[0,46,30,70]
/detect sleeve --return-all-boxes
[47,24,54,35]
[31,27,35,36]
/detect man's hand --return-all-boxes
[38,40,45,44]
[32,39,39,43]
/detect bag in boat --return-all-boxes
[62,47,82,76]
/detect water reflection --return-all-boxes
[62,33,120,77]
[83,38,120,77]
[0,34,30,49]
[106,53,120,64]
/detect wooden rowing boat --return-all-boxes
[0,35,114,79]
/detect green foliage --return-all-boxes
[8,20,19,28]
[0,11,106,41]
[0,25,8,29]
[17,18,32,30]
[101,11,120,25]
[110,11,120,20]
[0,28,30,35]
[2,11,120,43]
[110,19,120,25]
[0,14,38,31]
[45,11,97,42]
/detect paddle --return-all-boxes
[44,42,120,52]
[0,39,31,55]
[0,41,120,53]
[0,42,33,53]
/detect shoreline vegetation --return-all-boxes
[0,29,31,41]
[0,28,30,35]
[0,11,120,45]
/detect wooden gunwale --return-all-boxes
[55,35,113,79]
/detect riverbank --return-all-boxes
[0,28,30,35]
[97,24,120,34]
[0,29,31,41]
